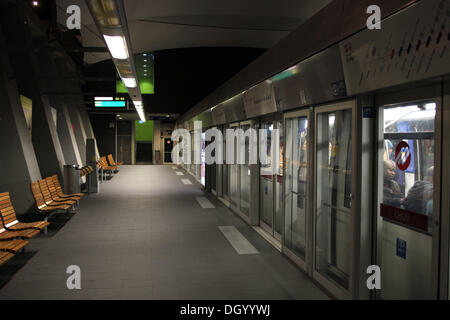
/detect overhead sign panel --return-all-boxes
[340,0,450,95]
[243,81,277,118]
[94,96,128,108]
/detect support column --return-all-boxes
[0,25,41,213]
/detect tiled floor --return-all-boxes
[0,165,329,300]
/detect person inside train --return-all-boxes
[403,166,434,232]
[383,159,405,207]
[384,140,395,161]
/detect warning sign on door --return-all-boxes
[395,141,411,171]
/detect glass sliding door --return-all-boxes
[314,103,354,296]
[377,101,438,299]
[240,122,251,216]
[284,111,309,261]
[229,123,239,209]
[222,125,229,201]
[260,121,274,231]
[275,120,284,236]
[260,118,283,239]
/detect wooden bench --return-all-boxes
[45,177,80,203]
[0,192,49,235]
[0,239,28,266]
[98,156,117,180]
[30,182,71,215]
[50,175,84,198]
[80,166,94,177]
[38,180,77,207]
[107,154,122,167]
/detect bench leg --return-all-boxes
[43,216,48,235]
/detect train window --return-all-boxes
[379,101,436,300]
[382,103,435,233]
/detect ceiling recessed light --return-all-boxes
[32,1,39,6]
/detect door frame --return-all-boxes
[440,87,450,299]
[237,120,254,224]
[282,108,313,274]
[312,99,358,300]
[163,136,173,164]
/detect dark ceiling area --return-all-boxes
[84,47,266,116]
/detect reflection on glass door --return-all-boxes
[240,123,251,216]
[315,108,353,291]
[378,102,436,299]
[260,120,283,239]
[275,120,284,236]
[285,114,308,259]
[229,123,239,208]
[260,122,274,231]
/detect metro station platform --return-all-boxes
[0,166,328,300]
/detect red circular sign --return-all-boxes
[395,141,411,171]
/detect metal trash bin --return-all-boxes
[63,165,81,194]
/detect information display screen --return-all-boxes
[94,97,128,109]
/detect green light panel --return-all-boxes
[117,52,155,94]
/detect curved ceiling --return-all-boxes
[56,0,332,64]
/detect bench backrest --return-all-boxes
[50,175,62,190]
[98,157,109,168]
[38,179,54,203]
[107,154,115,165]
[0,192,17,226]
[45,177,59,197]
[30,182,46,209]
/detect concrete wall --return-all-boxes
[90,114,117,158]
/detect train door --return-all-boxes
[259,116,283,241]
[313,100,356,299]
[376,99,440,299]
[283,109,312,271]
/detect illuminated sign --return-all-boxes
[94,97,127,108]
